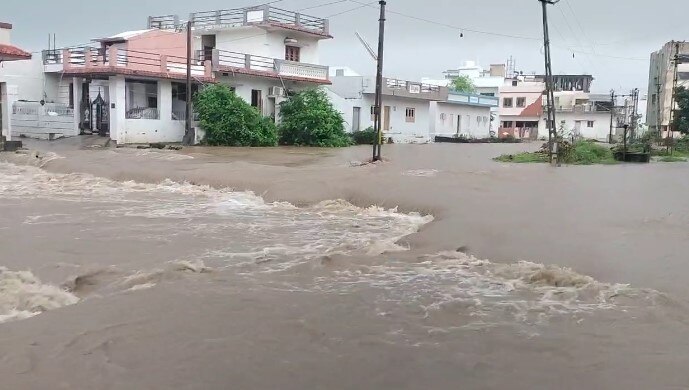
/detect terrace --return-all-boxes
[42,46,214,82]
[148,5,330,38]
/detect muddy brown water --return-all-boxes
[1,140,689,389]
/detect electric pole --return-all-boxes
[539,0,559,165]
[183,17,193,146]
[372,0,386,161]
[655,75,662,142]
[609,90,615,143]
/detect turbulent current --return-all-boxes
[0,161,664,329]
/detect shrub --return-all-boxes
[195,85,277,147]
[351,127,377,145]
[278,89,351,147]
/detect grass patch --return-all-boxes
[495,140,617,165]
[657,155,688,162]
[494,152,549,163]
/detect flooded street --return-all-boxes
[1,141,689,389]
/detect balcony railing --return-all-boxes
[126,107,160,120]
[149,5,329,36]
[201,49,329,82]
[42,47,212,79]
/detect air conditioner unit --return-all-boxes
[268,86,285,97]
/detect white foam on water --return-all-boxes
[314,251,662,327]
[0,267,79,324]
[402,169,439,177]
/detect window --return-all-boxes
[285,46,300,62]
[512,80,518,86]
[370,105,376,121]
[405,107,416,123]
[587,121,594,128]
[503,98,513,108]
[516,97,526,108]
[336,69,345,77]
[251,89,263,113]
[440,113,447,120]
[476,116,481,125]
[502,121,513,128]
[125,80,159,119]
[480,92,495,97]
[651,94,657,105]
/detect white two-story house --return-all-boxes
[149,5,332,120]
[10,5,332,145]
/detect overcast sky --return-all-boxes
[4,0,688,94]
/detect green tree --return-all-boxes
[450,75,476,93]
[194,84,277,147]
[673,86,689,134]
[278,89,351,147]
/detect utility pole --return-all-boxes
[539,0,559,165]
[655,75,662,142]
[183,17,193,146]
[372,0,387,161]
[631,88,639,140]
[609,90,615,143]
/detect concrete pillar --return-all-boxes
[158,79,172,122]
[2,84,18,142]
[108,75,126,144]
[72,77,83,135]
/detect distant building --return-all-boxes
[646,41,689,137]
[424,61,506,130]
[0,22,32,144]
[328,74,497,142]
[498,74,621,141]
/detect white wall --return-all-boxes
[0,57,47,102]
[430,102,492,138]
[545,112,612,141]
[211,28,321,64]
[214,28,270,58]
[325,88,361,133]
[358,95,431,143]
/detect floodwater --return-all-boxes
[1,141,689,389]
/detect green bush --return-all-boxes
[195,85,277,147]
[351,127,377,145]
[278,89,351,147]
[566,141,615,165]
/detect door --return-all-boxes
[352,107,361,132]
[383,106,390,131]
[574,120,582,137]
[457,115,462,134]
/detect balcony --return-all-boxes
[555,103,611,113]
[203,49,329,83]
[148,5,330,38]
[42,47,214,82]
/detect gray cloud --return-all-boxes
[4,0,687,93]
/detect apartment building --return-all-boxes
[647,41,689,137]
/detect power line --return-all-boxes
[346,0,647,62]
[299,0,350,11]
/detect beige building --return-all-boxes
[646,41,689,136]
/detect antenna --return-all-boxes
[355,31,377,61]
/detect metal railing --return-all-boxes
[172,109,187,121]
[126,107,160,120]
[206,49,328,81]
[43,47,208,78]
[386,78,441,93]
[13,102,74,116]
[149,5,329,35]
